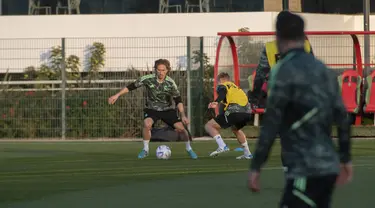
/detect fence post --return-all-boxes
[186,37,204,137]
[198,37,204,136]
[61,38,66,139]
[186,37,192,133]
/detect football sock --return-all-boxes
[241,141,251,156]
[185,141,192,151]
[214,135,226,149]
[143,140,150,152]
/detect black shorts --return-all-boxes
[280,174,338,208]
[144,109,181,128]
[214,112,251,130]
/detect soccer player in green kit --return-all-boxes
[108,59,198,159]
[248,11,353,207]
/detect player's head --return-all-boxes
[275,11,305,54]
[154,59,171,80]
[217,72,230,84]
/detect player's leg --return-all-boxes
[173,122,198,159]
[204,115,230,157]
[314,175,337,208]
[231,127,252,160]
[279,177,314,208]
[229,113,252,159]
[281,151,288,173]
[138,110,157,159]
[280,175,337,208]
[160,110,198,159]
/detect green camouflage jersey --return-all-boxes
[250,48,351,179]
[248,47,271,106]
[133,74,181,111]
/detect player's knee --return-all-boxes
[176,128,184,133]
[204,121,213,131]
[174,123,185,133]
[204,122,209,130]
[143,120,153,130]
[231,127,239,134]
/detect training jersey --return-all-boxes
[133,74,180,111]
[250,48,351,179]
[249,41,313,105]
[216,81,251,115]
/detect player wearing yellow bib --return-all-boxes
[205,72,252,159]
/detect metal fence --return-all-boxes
[1,34,374,139]
[0,36,223,139]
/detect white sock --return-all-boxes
[143,140,150,152]
[185,141,192,151]
[241,141,251,156]
[213,135,226,149]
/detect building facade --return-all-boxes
[0,0,371,15]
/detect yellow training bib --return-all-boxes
[265,40,312,68]
[220,81,248,110]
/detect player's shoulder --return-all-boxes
[165,76,176,83]
[222,81,237,87]
[279,52,316,73]
[216,83,228,91]
[139,74,155,82]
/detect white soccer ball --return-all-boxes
[156,145,172,160]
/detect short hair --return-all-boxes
[217,72,230,80]
[276,11,305,41]
[154,59,171,71]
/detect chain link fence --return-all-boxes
[0,36,217,139]
[2,34,373,139]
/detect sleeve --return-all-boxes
[127,75,147,91]
[215,85,227,103]
[168,78,183,105]
[250,64,292,172]
[169,78,181,98]
[332,75,351,164]
[252,47,271,101]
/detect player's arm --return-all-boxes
[250,47,270,104]
[215,85,227,103]
[175,98,186,118]
[332,76,351,164]
[108,76,145,104]
[118,78,143,95]
[250,65,292,172]
[208,85,227,109]
[169,79,186,118]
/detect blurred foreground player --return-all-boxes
[108,59,198,159]
[248,11,352,207]
[205,72,253,159]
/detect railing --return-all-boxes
[214,31,375,126]
[2,33,374,139]
[0,36,218,139]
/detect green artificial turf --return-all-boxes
[0,140,374,208]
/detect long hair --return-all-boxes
[154,59,171,72]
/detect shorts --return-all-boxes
[144,109,181,128]
[214,112,251,130]
[280,174,338,208]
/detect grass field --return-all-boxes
[0,139,374,208]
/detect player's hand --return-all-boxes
[108,94,119,105]
[336,163,353,186]
[208,102,218,109]
[248,171,261,192]
[181,116,190,125]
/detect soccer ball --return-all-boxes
[156,145,172,160]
